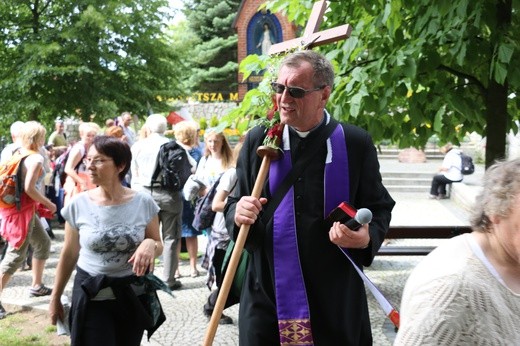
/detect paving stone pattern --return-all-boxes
[1,158,481,345]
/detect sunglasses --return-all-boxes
[271,82,326,99]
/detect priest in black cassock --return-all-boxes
[225,50,395,345]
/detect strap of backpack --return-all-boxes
[74,150,87,172]
[150,142,167,194]
[14,156,27,210]
[151,150,162,185]
[260,120,338,225]
[14,150,36,210]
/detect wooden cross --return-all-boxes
[268,0,353,55]
[202,4,352,345]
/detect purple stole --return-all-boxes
[269,122,349,345]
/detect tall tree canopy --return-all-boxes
[256,0,519,167]
[183,0,240,93]
[165,20,201,94]
[0,0,184,133]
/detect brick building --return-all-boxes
[233,0,297,100]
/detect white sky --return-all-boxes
[167,1,186,24]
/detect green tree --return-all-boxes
[0,0,185,135]
[165,20,201,95]
[183,0,240,93]
[252,0,519,167]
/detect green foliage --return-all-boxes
[260,0,313,26]
[209,115,219,127]
[0,0,185,134]
[183,0,240,93]
[199,117,208,130]
[249,0,520,166]
[165,20,202,93]
[219,53,284,132]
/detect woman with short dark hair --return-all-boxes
[49,136,166,345]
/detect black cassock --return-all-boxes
[225,119,395,346]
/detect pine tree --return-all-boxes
[184,0,240,93]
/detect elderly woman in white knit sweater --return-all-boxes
[395,159,520,345]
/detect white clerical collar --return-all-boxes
[283,111,331,148]
[294,129,311,138]
[293,112,329,138]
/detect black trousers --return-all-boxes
[79,297,146,346]
[430,174,456,195]
[203,248,226,315]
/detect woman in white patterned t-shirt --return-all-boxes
[49,136,164,346]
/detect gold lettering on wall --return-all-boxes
[168,92,238,102]
[170,92,238,102]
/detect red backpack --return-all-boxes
[0,149,36,210]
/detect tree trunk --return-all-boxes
[485,80,508,168]
[484,0,512,169]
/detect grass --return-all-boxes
[0,307,69,346]
[179,251,203,261]
[0,314,46,346]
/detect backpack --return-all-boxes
[51,146,72,187]
[0,150,35,210]
[459,152,475,175]
[192,175,222,231]
[151,141,192,192]
[51,146,84,188]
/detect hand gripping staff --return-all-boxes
[202,128,283,346]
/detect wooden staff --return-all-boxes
[203,145,280,345]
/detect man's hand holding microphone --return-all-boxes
[328,202,373,249]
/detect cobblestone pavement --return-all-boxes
[0,197,463,345]
[1,161,478,345]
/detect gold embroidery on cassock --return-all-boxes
[278,319,313,345]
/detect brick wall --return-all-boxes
[234,0,297,100]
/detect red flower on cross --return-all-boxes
[266,122,283,141]
[262,103,283,150]
[267,104,278,121]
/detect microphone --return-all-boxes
[344,208,373,231]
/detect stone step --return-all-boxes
[381,166,433,193]
[382,177,431,186]
[378,142,479,160]
[382,171,432,193]
[378,153,445,160]
[384,185,430,193]
[378,148,443,154]
[382,172,433,179]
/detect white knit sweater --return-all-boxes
[394,233,520,345]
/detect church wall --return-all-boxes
[184,102,238,125]
[234,0,297,100]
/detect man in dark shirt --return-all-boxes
[225,50,395,345]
